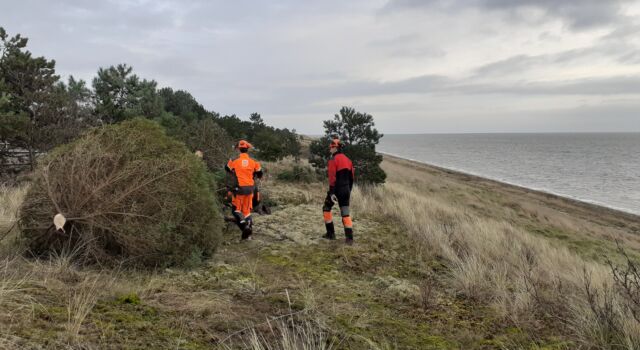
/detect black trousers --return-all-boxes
[323,187,350,213]
[322,186,353,239]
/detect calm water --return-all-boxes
[379,133,640,215]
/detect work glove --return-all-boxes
[327,187,337,203]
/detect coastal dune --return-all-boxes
[351,155,640,347]
[380,155,640,257]
[0,156,638,348]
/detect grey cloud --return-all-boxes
[307,74,640,98]
[435,76,640,98]
[473,36,640,78]
[471,49,594,77]
[218,73,640,122]
[252,73,640,121]
[382,0,634,29]
[473,54,543,77]
[494,76,640,96]
[2,0,639,133]
[618,52,640,64]
[522,102,640,132]
[482,0,631,29]
[367,33,423,47]
[389,46,446,58]
[603,22,640,41]
[368,33,446,58]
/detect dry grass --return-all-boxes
[0,187,34,335]
[220,287,341,350]
[0,185,28,247]
[0,185,27,226]
[66,275,102,339]
[262,157,303,177]
[0,257,40,348]
[64,271,118,344]
[0,262,130,348]
[222,314,339,350]
[2,155,638,348]
[383,156,640,260]
[0,257,33,312]
[262,157,320,183]
[0,198,122,346]
[0,178,349,349]
[352,159,640,349]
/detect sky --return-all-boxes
[2,0,640,134]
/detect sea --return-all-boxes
[378,133,640,216]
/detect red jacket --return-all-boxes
[328,152,354,188]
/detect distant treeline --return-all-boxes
[0,26,300,175]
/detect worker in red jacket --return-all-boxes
[322,138,355,244]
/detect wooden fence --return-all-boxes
[0,142,34,174]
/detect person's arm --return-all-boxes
[254,161,263,179]
[225,159,233,173]
[349,166,354,190]
[327,158,336,194]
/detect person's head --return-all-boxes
[237,140,252,153]
[329,138,341,154]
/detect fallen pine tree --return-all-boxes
[19,118,223,267]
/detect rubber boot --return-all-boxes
[323,222,336,240]
[241,217,253,240]
[241,226,252,240]
[344,228,354,245]
[232,211,244,231]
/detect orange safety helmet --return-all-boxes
[329,138,341,150]
[237,140,252,149]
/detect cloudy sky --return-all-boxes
[2,0,640,133]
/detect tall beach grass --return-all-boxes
[352,161,640,349]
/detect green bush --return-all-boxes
[215,113,301,161]
[276,164,319,183]
[19,118,222,267]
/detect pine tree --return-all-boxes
[310,107,386,185]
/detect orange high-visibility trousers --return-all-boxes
[232,193,254,218]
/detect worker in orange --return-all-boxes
[225,140,263,240]
[322,138,355,244]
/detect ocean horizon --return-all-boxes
[378,133,640,216]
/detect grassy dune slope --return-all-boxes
[0,157,638,349]
[380,156,640,264]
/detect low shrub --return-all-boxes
[19,118,222,267]
[276,164,319,183]
[267,157,320,184]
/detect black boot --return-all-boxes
[344,228,353,245]
[323,222,336,240]
[241,218,253,240]
[241,226,252,240]
[232,211,244,231]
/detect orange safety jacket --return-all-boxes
[226,153,262,195]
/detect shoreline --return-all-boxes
[382,154,640,230]
[380,151,639,218]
